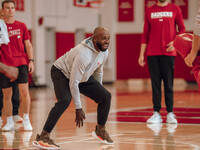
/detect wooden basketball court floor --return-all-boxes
[0,79,200,150]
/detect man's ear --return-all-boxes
[0,9,4,19]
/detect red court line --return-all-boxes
[117,112,200,117]
[133,108,200,112]
[115,107,200,124]
[117,117,200,124]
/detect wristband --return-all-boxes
[29,59,34,62]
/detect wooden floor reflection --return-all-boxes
[0,79,200,150]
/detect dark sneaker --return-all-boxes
[32,134,60,149]
[92,125,114,145]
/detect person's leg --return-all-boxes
[42,66,72,133]
[17,65,32,130]
[2,87,14,131]
[33,66,71,149]
[160,56,174,112]
[18,83,32,130]
[1,74,14,131]
[79,76,113,144]
[12,82,23,123]
[2,88,13,117]
[146,56,163,124]
[79,76,111,126]
[147,56,162,112]
[12,82,20,116]
[18,83,31,114]
[161,56,177,124]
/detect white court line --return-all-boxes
[57,133,124,145]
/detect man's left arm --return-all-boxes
[24,40,34,73]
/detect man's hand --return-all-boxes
[28,61,34,74]
[138,55,145,67]
[184,51,197,67]
[166,41,175,52]
[4,66,19,82]
[75,108,86,128]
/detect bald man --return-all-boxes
[33,27,113,149]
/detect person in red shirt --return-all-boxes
[0,0,34,131]
[138,0,185,124]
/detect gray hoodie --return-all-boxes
[54,37,109,109]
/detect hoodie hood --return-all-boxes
[81,36,98,53]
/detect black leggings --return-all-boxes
[43,65,111,133]
[147,56,174,113]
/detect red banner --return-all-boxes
[14,0,24,11]
[172,0,188,19]
[118,0,134,22]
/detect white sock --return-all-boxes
[23,113,29,120]
[7,116,13,122]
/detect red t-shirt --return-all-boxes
[0,20,30,66]
[141,3,185,56]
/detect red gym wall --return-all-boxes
[55,32,93,59]
[56,32,75,59]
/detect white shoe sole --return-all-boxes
[92,131,114,145]
[32,141,60,149]
[2,126,15,132]
[147,120,163,124]
[24,127,33,131]
[2,128,15,132]
[166,120,178,124]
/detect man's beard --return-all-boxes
[159,0,167,3]
[96,42,107,52]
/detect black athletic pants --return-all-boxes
[0,81,20,116]
[147,56,174,113]
[43,65,111,133]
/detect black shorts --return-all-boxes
[0,65,28,88]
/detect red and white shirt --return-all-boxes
[0,20,30,67]
[141,3,185,56]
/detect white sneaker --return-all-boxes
[166,112,178,124]
[23,119,33,131]
[167,124,178,135]
[13,115,23,123]
[0,116,3,123]
[147,112,163,124]
[147,123,163,136]
[2,121,15,131]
